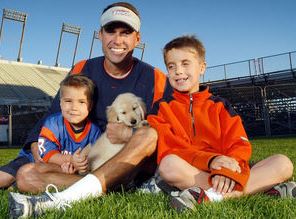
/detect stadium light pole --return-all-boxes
[88,30,146,60]
[0,9,27,62]
[89,30,99,59]
[55,23,81,67]
[136,42,145,61]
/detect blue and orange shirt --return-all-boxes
[37,112,101,162]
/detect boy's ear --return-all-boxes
[88,102,93,112]
[200,61,207,75]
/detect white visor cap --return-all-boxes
[100,6,141,32]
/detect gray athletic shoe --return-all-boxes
[170,187,210,212]
[266,181,296,198]
[138,171,179,195]
[9,184,71,218]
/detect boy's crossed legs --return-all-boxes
[159,153,294,210]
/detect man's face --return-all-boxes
[99,22,140,66]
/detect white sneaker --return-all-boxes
[9,184,71,218]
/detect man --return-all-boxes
[9,2,172,218]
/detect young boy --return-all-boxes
[147,35,295,211]
[0,74,101,188]
[37,74,101,174]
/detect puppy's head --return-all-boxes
[106,93,146,127]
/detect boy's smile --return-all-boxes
[60,86,90,129]
[166,47,206,94]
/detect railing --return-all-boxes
[203,51,296,82]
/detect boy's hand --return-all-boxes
[210,155,241,173]
[71,148,89,173]
[212,175,236,194]
[61,162,76,174]
[106,122,132,144]
[31,142,44,163]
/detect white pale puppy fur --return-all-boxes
[81,92,148,173]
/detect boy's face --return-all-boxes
[99,23,140,67]
[165,47,206,94]
[60,86,90,129]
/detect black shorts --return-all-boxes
[0,156,31,177]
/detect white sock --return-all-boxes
[53,174,102,203]
[205,188,223,202]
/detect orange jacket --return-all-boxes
[147,86,252,191]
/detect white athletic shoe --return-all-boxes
[9,184,71,218]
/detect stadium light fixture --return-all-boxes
[88,30,146,60]
[55,23,81,67]
[0,9,27,62]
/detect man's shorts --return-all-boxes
[0,156,31,177]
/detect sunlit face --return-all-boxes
[60,86,90,129]
[165,47,206,94]
[99,23,140,68]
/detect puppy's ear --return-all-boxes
[138,98,146,120]
[106,106,118,123]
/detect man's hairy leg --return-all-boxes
[16,163,82,194]
[92,126,158,193]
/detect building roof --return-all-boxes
[0,59,70,106]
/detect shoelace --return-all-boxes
[45,184,72,210]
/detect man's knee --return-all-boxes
[133,127,158,156]
[16,163,37,191]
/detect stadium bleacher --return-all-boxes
[0,59,69,145]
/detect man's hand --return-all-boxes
[71,148,88,173]
[212,174,236,194]
[31,142,44,163]
[210,155,241,173]
[106,122,132,144]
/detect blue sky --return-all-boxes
[0,0,295,74]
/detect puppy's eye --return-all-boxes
[121,111,126,115]
[132,107,137,111]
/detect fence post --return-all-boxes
[8,105,12,146]
[261,87,271,136]
[223,64,227,80]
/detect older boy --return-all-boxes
[147,35,295,211]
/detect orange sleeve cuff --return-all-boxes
[43,150,60,163]
[208,164,250,191]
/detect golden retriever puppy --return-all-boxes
[81,93,148,173]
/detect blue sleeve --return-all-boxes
[37,115,62,160]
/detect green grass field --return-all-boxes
[0,137,296,219]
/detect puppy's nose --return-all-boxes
[131,119,137,125]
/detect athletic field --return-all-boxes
[0,137,295,218]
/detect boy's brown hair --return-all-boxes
[163,35,206,64]
[60,74,95,106]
